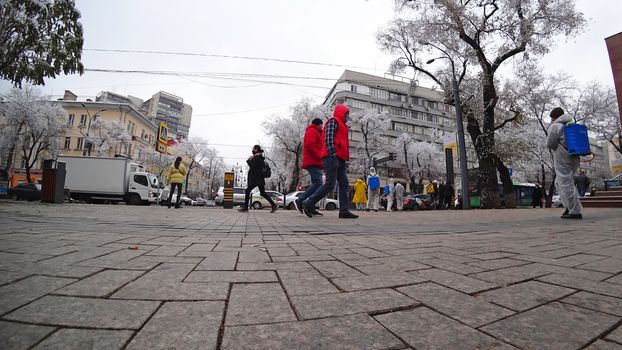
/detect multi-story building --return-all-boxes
[96,90,193,140]
[323,70,461,190]
[59,90,157,160]
[580,138,612,183]
[141,91,193,140]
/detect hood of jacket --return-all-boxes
[369,167,376,176]
[333,105,350,124]
[306,123,322,133]
[552,114,574,124]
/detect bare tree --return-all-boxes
[378,0,586,208]
[349,108,391,175]
[87,118,132,157]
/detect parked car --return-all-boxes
[8,183,41,201]
[380,192,415,210]
[248,191,284,209]
[180,195,194,206]
[158,187,192,206]
[214,186,247,205]
[284,191,339,211]
[195,198,207,206]
[404,194,432,210]
[552,194,563,208]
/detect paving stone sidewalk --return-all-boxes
[1,201,622,349]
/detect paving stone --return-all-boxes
[374,307,516,350]
[33,329,133,350]
[468,252,517,260]
[127,301,224,350]
[397,282,514,327]
[238,250,271,262]
[332,272,426,292]
[606,324,622,343]
[467,258,529,271]
[420,258,485,274]
[309,260,363,278]
[478,281,576,311]
[273,255,335,262]
[0,270,31,286]
[178,243,217,257]
[236,261,312,271]
[0,275,76,315]
[348,247,390,258]
[411,268,497,294]
[185,270,277,283]
[606,274,622,285]
[585,340,622,350]
[580,258,622,274]
[221,313,404,350]
[226,283,296,325]
[55,270,144,297]
[538,273,622,298]
[5,295,159,329]
[278,270,339,296]
[145,245,188,256]
[0,321,55,350]
[195,252,238,270]
[563,291,622,316]
[482,302,619,350]
[291,288,416,319]
[470,263,554,285]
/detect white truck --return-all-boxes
[58,156,159,205]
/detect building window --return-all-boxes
[371,103,383,113]
[426,114,438,123]
[128,144,132,157]
[350,100,367,109]
[370,88,388,100]
[68,114,75,126]
[350,85,357,93]
[77,137,84,150]
[63,137,71,149]
[79,114,87,127]
[389,92,406,102]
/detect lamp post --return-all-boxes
[80,103,106,156]
[427,57,470,209]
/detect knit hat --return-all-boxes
[550,107,564,119]
[311,118,323,125]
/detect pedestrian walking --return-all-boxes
[352,178,368,211]
[574,170,590,197]
[532,184,544,208]
[238,145,278,213]
[302,105,358,219]
[386,179,395,211]
[366,167,380,212]
[394,182,405,211]
[166,156,187,209]
[294,118,325,216]
[547,107,582,219]
[426,180,439,209]
[438,181,446,209]
[443,181,455,209]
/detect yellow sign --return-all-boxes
[157,122,168,144]
[156,143,167,153]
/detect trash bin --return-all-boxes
[42,159,66,203]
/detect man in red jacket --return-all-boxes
[294,118,325,216]
[302,105,358,219]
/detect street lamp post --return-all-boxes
[427,57,470,209]
[80,103,106,156]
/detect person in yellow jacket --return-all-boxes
[352,178,368,211]
[166,156,187,209]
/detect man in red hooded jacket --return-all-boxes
[294,118,325,215]
[302,105,358,219]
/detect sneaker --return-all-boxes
[562,208,569,216]
[302,201,313,218]
[339,211,359,219]
[271,204,278,213]
[561,213,582,219]
[310,209,323,216]
[238,207,248,212]
[294,199,304,214]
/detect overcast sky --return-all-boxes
[1,0,620,167]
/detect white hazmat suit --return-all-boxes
[367,167,380,211]
[394,182,405,211]
[386,178,394,211]
[547,114,582,215]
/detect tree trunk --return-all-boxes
[493,154,515,208]
[466,110,501,209]
[546,174,556,208]
[185,159,195,194]
[288,147,302,194]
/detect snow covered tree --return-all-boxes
[137,148,175,181]
[0,86,67,182]
[175,137,211,193]
[349,108,391,175]
[87,118,131,157]
[378,0,586,208]
[0,0,84,87]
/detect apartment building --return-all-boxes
[59,91,157,160]
[96,91,193,140]
[323,70,461,188]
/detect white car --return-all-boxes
[249,191,284,209]
[214,186,247,205]
[552,194,562,208]
[284,191,339,211]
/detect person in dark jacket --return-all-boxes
[443,181,455,209]
[294,118,324,216]
[302,105,358,219]
[239,145,278,213]
[532,184,544,208]
[574,170,590,197]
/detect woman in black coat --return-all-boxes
[239,145,277,212]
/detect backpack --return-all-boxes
[563,122,591,156]
[368,176,380,190]
[261,161,271,178]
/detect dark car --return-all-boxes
[380,192,414,211]
[403,193,432,210]
[8,183,42,201]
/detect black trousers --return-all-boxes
[168,183,182,208]
[244,184,275,209]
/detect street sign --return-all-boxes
[156,122,168,154]
[223,172,234,209]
